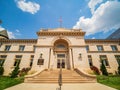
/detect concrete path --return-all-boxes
[5,83,117,90]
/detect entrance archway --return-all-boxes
[53,39,70,69]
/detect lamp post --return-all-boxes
[58,62,62,90]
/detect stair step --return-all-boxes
[25,69,96,83]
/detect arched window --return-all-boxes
[56,44,65,49]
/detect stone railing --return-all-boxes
[24,66,45,83]
[75,68,97,82]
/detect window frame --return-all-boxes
[19,45,25,51]
[100,55,109,67]
[4,45,11,51]
[115,55,120,65]
[14,55,22,67]
[88,55,93,66]
[111,45,118,51]
[97,45,104,51]
[0,55,7,66]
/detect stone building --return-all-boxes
[0,28,120,82]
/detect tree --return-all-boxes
[0,20,2,24]
[0,66,4,75]
[10,65,20,78]
[118,64,120,75]
[100,60,108,76]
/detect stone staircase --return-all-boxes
[25,69,96,83]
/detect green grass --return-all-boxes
[97,75,120,90]
[0,76,24,90]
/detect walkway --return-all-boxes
[5,83,116,90]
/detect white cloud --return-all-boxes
[16,0,40,14]
[92,37,95,39]
[0,26,5,31]
[73,1,120,35]
[7,31,16,39]
[16,29,20,32]
[88,0,103,14]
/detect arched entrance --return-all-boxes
[53,39,70,69]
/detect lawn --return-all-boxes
[97,75,120,90]
[0,76,24,90]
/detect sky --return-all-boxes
[0,0,120,39]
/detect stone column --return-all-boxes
[49,48,54,70]
[69,48,73,70]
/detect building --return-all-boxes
[0,28,120,82]
[107,28,120,39]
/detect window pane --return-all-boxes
[5,45,11,51]
[115,55,120,65]
[100,55,109,66]
[19,45,25,51]
[88,55,93,66]
[14,55,22,66]
[86,46,89,51]
[0,55,7,66]
[57,54,65,58]
[111,45,118,51]
[97,45,103,51]
[56,44,65,48]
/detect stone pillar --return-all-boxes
[69,48,74,70]
[49,48,54,70]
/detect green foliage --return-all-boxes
[0,76,24,90]
[0,66,4,75]
[90,66,100,75]
[100,60,108,76]
[19,67,30,76]
[97,75,120,90]
[118,64,120,75]
[10,65,20,78]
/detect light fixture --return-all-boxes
[79,53,82,58]
[40,52,43,58]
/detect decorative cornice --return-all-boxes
[85,39,120,43]
[37,31,85,36]
[0,51,35,53]
[0,39,37,43]
[87,51,120,53]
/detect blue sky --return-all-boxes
[0,0,120,39]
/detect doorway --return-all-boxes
[57,54,66,68]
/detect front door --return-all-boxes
[57,54,66,69]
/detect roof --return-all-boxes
[107,28,120,39]
[0,30,9,39]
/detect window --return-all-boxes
[115,55,120,65]
[56,44,65,49]
[100,55,109,66]
[19,45,25,51]
[111,45,118,51]
[14,55,22,66]
[97,45,104,51]
[57,54,65,58]
[30,55,34,67]
[5,45,11,51]
[0,55,7,66]
[86,45,89,51]
[88,55,93,66]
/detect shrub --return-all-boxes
[10,65,20,78]
[19,67,30,76]
[100,60,108,76]
[90,66,100,75]
[118,64,120,75]
[0,66,4,75]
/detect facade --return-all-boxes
[0,28,120,76]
